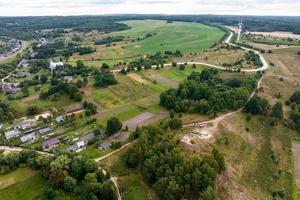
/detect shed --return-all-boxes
[98,142,112,150]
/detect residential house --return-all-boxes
[55,116,64,124]
[98,142,112,150]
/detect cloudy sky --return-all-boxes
[0,0,299,16]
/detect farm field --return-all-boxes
[69,20,225,65]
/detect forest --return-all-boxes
[1,15,300,40]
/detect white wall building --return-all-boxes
[50,60,64,72]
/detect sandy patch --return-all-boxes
[128,73,149,84]
[247,31,300,39]
[226,26,300,39]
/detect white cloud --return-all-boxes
[0,0,299,16]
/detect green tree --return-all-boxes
[106,117,122,135]
[44,187,56,200]
[64,176,77,192]
[272,101,283,119]
[199,186,215,200]
[27,105,39,116]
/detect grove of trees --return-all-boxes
[123,125,225,200]
[160,68,259,115]
[0,150,117,200]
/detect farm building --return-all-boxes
[39,127,53,135]
[20,132,36,143]
[4,129,21,140]
[66,108,84,116]
[43,137,60,151]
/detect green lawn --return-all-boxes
[69,20,225,65]
[0,171,47,200]
[159,65,204,82]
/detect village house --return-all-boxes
[66,133,95,152]
[55,116,64,124]
[20,132,36,143]
[43,137,60,151]
[98,142,112,150]
[17,119,37,130]
[49,60,64,72]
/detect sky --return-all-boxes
[0,0,299,17]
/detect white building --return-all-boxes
[50,60,64,72]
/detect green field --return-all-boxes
[69,20,225,65]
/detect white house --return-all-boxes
[50,60,64,72]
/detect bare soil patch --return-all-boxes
[21,95,38,103]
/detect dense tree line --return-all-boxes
[1,15,300,40]
[78,46,96,55]
[286,90,300,131]
[95,36,124,45]
[123,126,225,200]
[160,68,259,115]
[0,101,14,121]
[0,150,117,200]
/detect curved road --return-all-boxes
[112,32,269,74]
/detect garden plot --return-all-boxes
[150,74,179,89]
[122,112,155,129]
[128,73,149,84]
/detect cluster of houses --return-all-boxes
[0,39,23,61]
[3,112,54,144]
[0,82,20,93]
